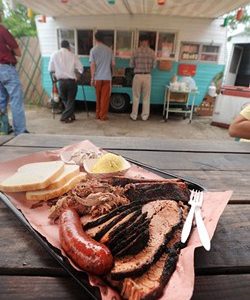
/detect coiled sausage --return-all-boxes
[59,208,113,275]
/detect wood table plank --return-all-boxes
[4,134,250,154]
[0,135,14,146]
[111,150,250,171]
[1,147,250,172]
[192,274,250,300]
[0,276,100,300]
[195,205,250,272]
[0,203,249,272]
[171,170,250,203]
[0,274,249,300]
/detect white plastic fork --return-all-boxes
[194,191,211,251]
[181,189,199,244]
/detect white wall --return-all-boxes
[36,14,227,64]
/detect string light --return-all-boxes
[236,8,244,21]
[27,8,33,19]
[38,15,46,23]
[157,0,165,5]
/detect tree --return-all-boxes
[0,0,37,37]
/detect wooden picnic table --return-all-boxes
[0,134,249,300]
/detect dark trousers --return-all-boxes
[58,79,77,121]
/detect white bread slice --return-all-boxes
[0,161,65,193]
[48,164,80,189]
[26,172,86,201]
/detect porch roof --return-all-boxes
[17,0,250,19]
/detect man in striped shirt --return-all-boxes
[130,35,156,121]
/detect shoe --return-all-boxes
[100,116,109,121]
[8,126,13,134]
[130,114,137,121]
[64,117,74,123]
[141,116,149,121]
[23,130,30,133]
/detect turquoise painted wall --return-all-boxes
[42,56,224,106]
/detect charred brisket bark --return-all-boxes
[115,227,150,257]
[112,216,150,256]
[107,176,183,187]
[107,212,148,250]
[99,210,142,244]
[83,201,142,230]
[87,206,142,241]
[124,182,190,203]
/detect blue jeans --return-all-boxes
[0,64,27,135]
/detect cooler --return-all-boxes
[212,85,250,127]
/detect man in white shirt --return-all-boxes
[48,40,83,123]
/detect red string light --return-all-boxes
[157,0,165,5]
[236,8,244,21]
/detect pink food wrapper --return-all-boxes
[0,140,232,300]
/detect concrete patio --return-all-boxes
[22,104,232,140]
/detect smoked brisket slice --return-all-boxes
[120,227,183,300]
[83,198,173,232]
[121,252,178,300]
[99,210,142,244]
[112,216,150,256]
[107,212,148,250]
[88,206,141,241]
[110,200,182,280]
[83,201,142,230]
[107,176,183,187]
[115,227,150,257]
[109,200,171,255]
[124,182,190,203]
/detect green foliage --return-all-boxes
[0,1,37,37]
[225,14,250,30]
[222,7,250,31]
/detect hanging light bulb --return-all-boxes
[221,16,229,27]
[236,8,244,21]
[107,0,116,4]
[157,0,166,5]
[38,15,46,23]
[27,8,33,19]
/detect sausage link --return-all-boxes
[59,208,113,275]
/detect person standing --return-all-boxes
[89,32,115,121]
[0,15,28,135]
[48,40,83,123]
[130,35,156,121]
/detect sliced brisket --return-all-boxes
[110,200,182,280]
[120,227,183,300]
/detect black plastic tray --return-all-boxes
[0,159,205,300]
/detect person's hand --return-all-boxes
[91,79,96,87]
